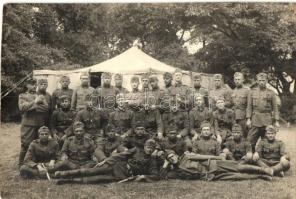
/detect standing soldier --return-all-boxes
[20,126,59,179]
[52,75,73,110]
[208,74,232,111]
[253,125,290,176]
[125,76,143,110]
[231,72,250,138]
[114,74,128,95]
[148,75,163,108]
[141,73,150,92]
[18,78,51,167]
[71,73,94,111]
[159,72,173,113]
[51,95,76,147]
[213,97,235,145]
[54,122,96,171]
[223,124,253,163]
[97,72,116,111]
[163,72,173,92]
[246,73,280,151]
[189,93,212,141]
[191,73,209,108]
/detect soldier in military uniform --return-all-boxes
[52,75,73,110]
[20,126,59,179]
[55,139,159,184]
[97,72,116,111]
[149,75,163,106]
[54,122,96,171]
[192,122,222,156]
[213,97,235,145]
[141,73,150,92]
[114,74,128,95]
[18,78,51,167]
[74,90,107,142]
[189,93,212,141]
[163,72,173,92]
[231,72,250,138]
[51,95,76,147]
[125,76,143,110]
[253,125,290,176]
[223,124,253,163]
[246,72,280,151]
[71,73,95,111]
[191,73,209,108]
[208,74,232,111]
[94,124,126,162]
[109,94,134,138]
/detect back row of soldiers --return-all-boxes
[18,69,288,182]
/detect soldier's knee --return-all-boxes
[281,159,290,171]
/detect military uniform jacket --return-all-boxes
[75,108,107,135]
[191,86,209,108]
[95,136,125,160]
[18,91,51,126]
[52,88,73,109]
[160,138,188,156]
[125,89,143,110]
[71,86,95,111]
[115,86,128,95]
[97,86,117,110]
[256,139,286,161]
[131,109,164,135]
[192,138,221,156]
[224,138,252,160]
[162,111,189,136]
[123,134,150,149]
[24,139,59,167]
[109,108,133,134]
[170,82,192,110]
[246,87,279,127]
[231,86,250,120]
[213,108,235,132]
[189,106,212,132]
[208,86,232,110]
[51,109,76,133]
[61,136,95,163]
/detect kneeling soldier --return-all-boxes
[223,124,253,163]
[20,126,59,179]
[54,122,96,171]
[253,125,290,177]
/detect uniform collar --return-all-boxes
[74,137,84,145]
[175,82,182,87]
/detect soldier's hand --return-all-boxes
[95,160,106,167]
[61,155,68,161]
[157,133,164,140]
[253,152,260,161]
[275,121,280,128]
[53,134,59,141]
[192,134,200,142]
[216,134,222,144]
[61,135,67,141]
[37,164,46,172]
[48,160,55,169]
[177,134,182,139]
[246,119,252,128]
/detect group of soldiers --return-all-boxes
[18,69,290,184]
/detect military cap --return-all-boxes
[200,121,211,129]
[59,95,71,101]
[73,121,85,130]
[80,72,89,78]
[114,74,123,80]
[266,125,277,133]
[25,77,37,85]
[141,73,150,80]
[102,72,112,79]
[37,78,48,84]
[232,124,243,132]
[234,72,244,78]
[214,74,223,80]
[134,120,146,128]
[144,139,156,148]
[193,73,202,80]
[38,126,49,134]
[163,72,172,78]
[256,72,267,80]
[131,76,139,83]
[174,68,182,74]
[149,75,158,82]
[60,75,70,81]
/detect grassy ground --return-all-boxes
[0,123,295,199]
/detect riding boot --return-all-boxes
[237,164,273,176]
[55,169,81,178]
[271,163,284,177]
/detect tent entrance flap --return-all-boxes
[90,72,102,88]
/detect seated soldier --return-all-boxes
[223,124,253,163]
[253,125,290,177]
[94,124,126,162]
[55,139,160,184]
[192,122,222,157]
[20,126,59,179]
[123,120,151,149]
[161,150,273,181]
[189,93,212,141]
[74,90,107,142]
[51,95,76,147]
[109,94,133,138]
[212,96,235,145]
[54,122,96,171]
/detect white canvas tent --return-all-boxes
[34,47,198,93]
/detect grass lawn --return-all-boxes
[0,123,295,199]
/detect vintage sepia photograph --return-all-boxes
[1,2,296,199]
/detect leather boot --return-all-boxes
[55,169,81,178]
[20,166,39,179]
[237,164,273,176]
[272,163,284,177]
[56,178,83,185]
